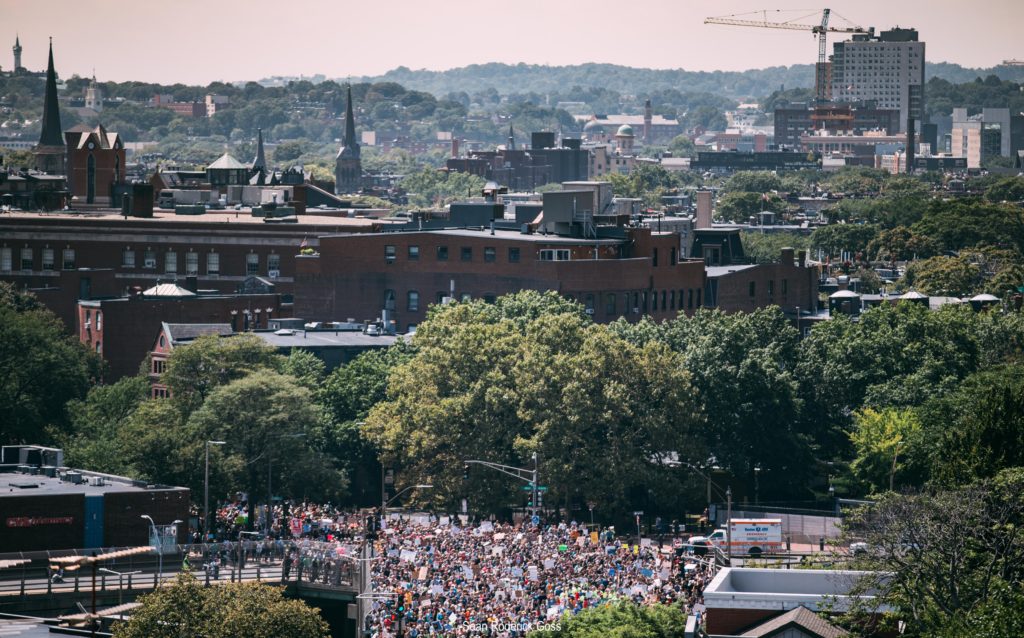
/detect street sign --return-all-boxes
[632,511,644,516]
[531,515,541,526]
[521,485,548,491]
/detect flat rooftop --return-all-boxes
[251,330,401,348]
[0,468,184,497]
[0,209,392,229]
[325,227,626,245]
[703,567,890,613]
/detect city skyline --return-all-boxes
[3,0,1022,86]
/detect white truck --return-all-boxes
[707,518,784,556]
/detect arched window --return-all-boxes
[86,154,96,204]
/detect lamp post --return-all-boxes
[99,568,140,606]
[141,515,182,585]
[754,464,761,506]
[587,501,597,529]
[205,440,226,541]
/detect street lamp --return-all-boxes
[205,440,226,541]
[587,501,597,529]
[754,464,762,506]
[99,568,140,605]
[141,515,183,585]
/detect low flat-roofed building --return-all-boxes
[0,445,189,552]
[703,567,890,635]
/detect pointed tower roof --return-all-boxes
[252,128,267,172]
[337,85,360,160]
[38,38,64,148]
[14,34,21,50]
[507,124,515,151]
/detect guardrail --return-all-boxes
[0,541,362,600]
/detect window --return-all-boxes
[385,245,396,263]
[42,248,54,270]
[407,290,419,312]
[670,290,676,310]
[384,289,396,310]
[661,290,667,310]
[437,245,448,261]
[268,254,280,276]
[460,293,472,302]
[122,249,135,268]
[144,249,156,269]
[538,249,570,261]
[748,281,756,298]
[605,294,616,315]
[461,247,473,262]
[20,247,32,271]
[696,289,702,307]
[652,248,658,267]
[483,294,496,304]
[688,289,694,309]
[95,311,102,331]
[153,359,166,375]
[165,251,177,274]
[436,292,446,305]
[0,248,10,272]
[62,248,76,270]
[408,245,419,260]
[782,279,788,295]
[508,247,520,263]
[207,252,220,276]
[484,247,496,263]
[246,253,259,275]
[767,280,774,297]
[185,252,199,276]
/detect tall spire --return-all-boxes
[38,38,63,147]
[507,124,515,151]
[251,128,267,172]
[342,84,359,158]
[12,34,22,71]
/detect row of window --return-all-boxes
[387,244,523,264]
[121,249,280,277]
[384,288,706,315]
[0,247,76,271]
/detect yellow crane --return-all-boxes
[705,8,873,102]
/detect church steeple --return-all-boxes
[340,84,359,159]
[38,38,64,148]
[507,124,515,151]
[252,128,267,172]
[334,84,362,194]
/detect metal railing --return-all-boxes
[0,541,363,600]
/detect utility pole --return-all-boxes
[465,454,541,522]
[725,487,733,564]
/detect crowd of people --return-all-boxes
[366,515,715,637]
[191,502,717,636]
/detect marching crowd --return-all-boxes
[192,503,716,636]
[366,516,714,637]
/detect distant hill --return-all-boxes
[343,61,1024,100]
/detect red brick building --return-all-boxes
[294,226,708,331]
[78,283,281,381]
[149,322,234,398]
[0,210,384,326]
[65,124,126,205]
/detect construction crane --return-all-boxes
[705,9,873,102]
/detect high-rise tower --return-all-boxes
[12,35,22,72]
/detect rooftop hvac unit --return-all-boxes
[66,471,83,484]
[41,466,57,478]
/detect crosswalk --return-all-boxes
[0,618,47,636]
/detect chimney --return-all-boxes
[798,250,807,267]
[780,247,795,264]
[451,137,460,158]
[695,190,713,229]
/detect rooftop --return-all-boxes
[251,329,401,349]
[705,264,759,278]
[704,567,889,614]
[330,227,627,245]
[0,209,385,229]
[0,467,184,497]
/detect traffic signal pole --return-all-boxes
[464,452,541,522]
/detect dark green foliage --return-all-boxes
[535,602,688,638]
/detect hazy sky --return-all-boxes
[3,0,1022,85]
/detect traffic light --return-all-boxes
[463,463,470,480]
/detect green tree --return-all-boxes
[273,140,306,164]
[188,372,345,526]
[810,224,879,261]
[162,333,283,416]
[848,408,921,494]
[61,375,150,475]
[901,255,982,296]
[400,167,486,209]
[537,602,687,638]
[112,573,329,638]
[739,231,810,264]
[843,470,1024,637]
[722,171,782,194]
[667,134,696,158]
[984,176,1024,203]
[0,285,102,443]
[715,191,784,223]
